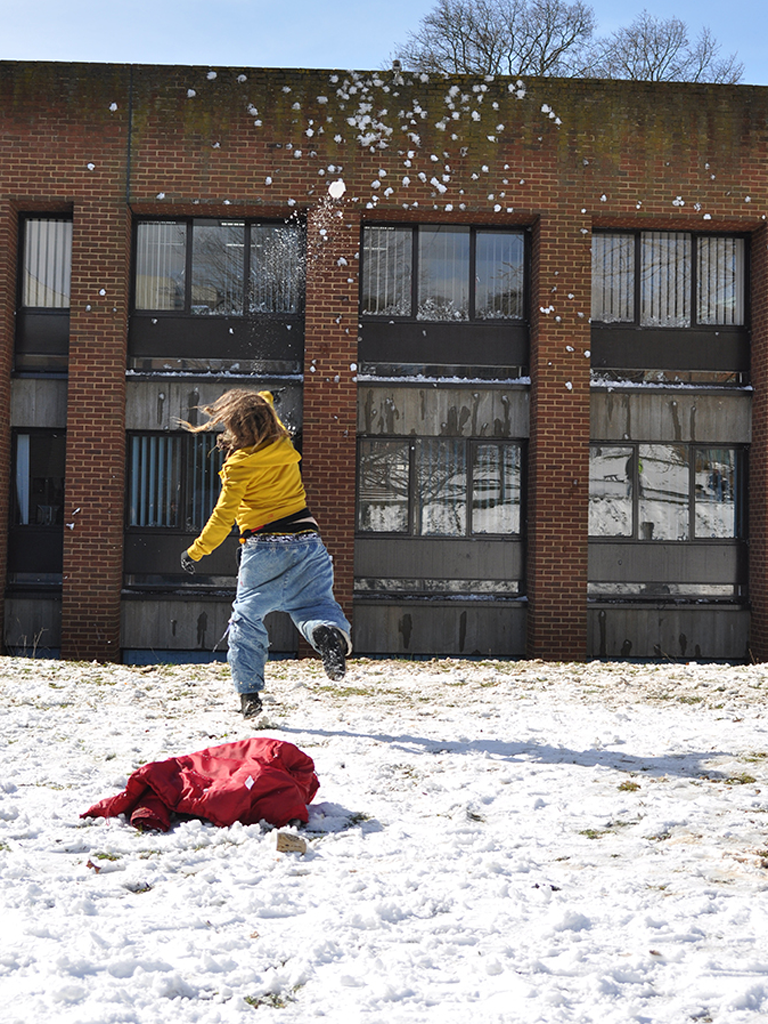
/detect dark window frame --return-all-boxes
[590,229,750,377]
[356,435,526,540]
[588,441,748,543]
[15,214,73,372]
[128,216,306,369]
[358,223,530,376]
[8,427,67,583]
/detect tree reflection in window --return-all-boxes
[358,437,522,537]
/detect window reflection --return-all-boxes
[695,448,737,538]
[357,439,410,532]
[638,444,689,540]
[589,446,633,537]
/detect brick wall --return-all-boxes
[2,62,768,661]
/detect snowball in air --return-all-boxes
[328,179,346,199]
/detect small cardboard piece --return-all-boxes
[276,831,307,854]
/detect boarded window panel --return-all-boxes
[591,233,634,323]
[250,223,304,313]
[135,222,187,310]
[361,226,413,316]
[357,439,410,532]
[416,438,467,535]
[589,446,633,537]
[697,236,744,326]
[640,232,691,327]
[417,226,469,321]
[472,443,521,534]
[475,232,525,320]
[22,219,72,308]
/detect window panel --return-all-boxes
[694,448,738,538]
[250,223,304,313]
[22,218,72,308]
[13,433,66,526]
[417,226,470,321]
[472,443,521,534]
[361,226,412,316]
[135,221,187,310]
[638,444,689,540]
[640,232,691,327]
[128,433,224,530]
[191,220,245,315]
[475,232,525,320]
[357,439,410,532]
[589,446,633,537]
[416,438,467,535]
[591,233,634,323]
[697,236,744,326]
[358,437,523,539]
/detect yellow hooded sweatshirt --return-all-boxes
[187,396,308,561]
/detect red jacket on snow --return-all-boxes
[81,737,319,832]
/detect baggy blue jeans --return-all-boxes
[227,532,351,695]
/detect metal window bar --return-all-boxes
[591,233,634,322]
[361,226,413,316]
[22,218,72,308]
[697,236,744,326]
[640,232,691,327]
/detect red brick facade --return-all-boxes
[1,62,767,662]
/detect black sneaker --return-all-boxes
[312,626,347,681]
[240,692,263,718]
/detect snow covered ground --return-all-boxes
[2,654,768,1023]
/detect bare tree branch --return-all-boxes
[395,1,743,84]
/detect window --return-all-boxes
[16,216,73,371]
[358,437,522,537]
[127,432,225,532]
[13,432,66,526]
[9,430,66,584]
[134,219,304,316]
[591,231,745,327]
[589,443,743,541]
[362,225,525,322]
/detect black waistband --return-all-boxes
[240,508,319,540]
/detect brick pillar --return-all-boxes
[0,200,16,649]
[749,222,768,661]
[60,199,129,662]
[526,212,592,660]
[300,199,360,644]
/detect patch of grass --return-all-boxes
[678,695,704,704]
[579,828,608,840]
[94,851,121,861]
[725,773,757,786]
[245,992,295,1009]
[743,752,768,763]
[618,780,641,792]
[316,685,373,698]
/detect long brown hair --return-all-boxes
[181,390,289,458]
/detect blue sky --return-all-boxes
[1,0,766,85]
